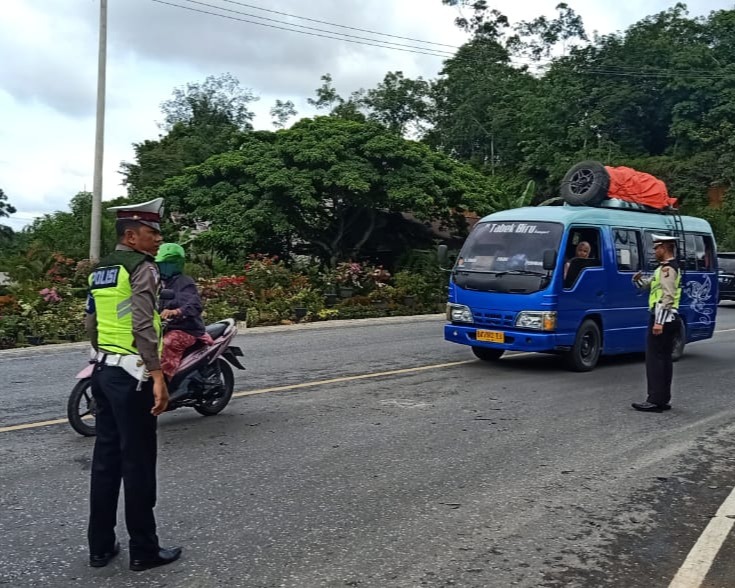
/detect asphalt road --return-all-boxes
[2,307,735,587]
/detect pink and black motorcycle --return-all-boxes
[67,317,245,437]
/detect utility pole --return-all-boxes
[89,0,108,261]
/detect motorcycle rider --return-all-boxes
[156,243,211,395]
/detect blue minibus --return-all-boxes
[440,201,718,370]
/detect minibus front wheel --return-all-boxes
[472,347,505,362]
[565,319,602,372]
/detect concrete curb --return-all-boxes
[0,313,445,357]
[237,313,444,335]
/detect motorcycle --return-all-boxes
[67,317,245,437]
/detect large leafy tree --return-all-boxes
[362,71,433,136]
[162,117,499,265]
[121,73,257,197]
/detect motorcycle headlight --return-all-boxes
[447,304,474,324]
[515,311,557,331]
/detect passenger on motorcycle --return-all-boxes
[155,243,212,380]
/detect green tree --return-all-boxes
[0,188,15,219]
[270,99,298,129]
[362,71,433,136]
[0,188,16,247]
[14,192,118,261]
[121,73,257,197]
[161,117,499,266]
[307,73,367,121]
[427,36,538,174]
[160,72,257,130]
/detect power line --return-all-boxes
[162,0,733,77]
[214,0,461,49]
[170,0,456,56]
[154,0,734,82]
[152,0,454,58]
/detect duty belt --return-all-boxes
[92,350,149,382]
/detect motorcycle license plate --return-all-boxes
[476,330,504,343]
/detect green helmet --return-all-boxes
[155,243,186,263]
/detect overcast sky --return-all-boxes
[0,0,726,230]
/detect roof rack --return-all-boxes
[597,199,678,214]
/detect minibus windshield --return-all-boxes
[453,221,562,294]
[457,221,562,274]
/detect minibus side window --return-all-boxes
[563,228,602,289]
[702,235,715,271]
[685,234,698,271]
[613,228,641,271]
[694,234,715,270]
[642,232,657,270]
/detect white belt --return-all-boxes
[92,350,149,382]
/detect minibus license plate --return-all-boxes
[477,330,504,343]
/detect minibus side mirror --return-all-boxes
[542,249,557,271]
[437,244,449,268]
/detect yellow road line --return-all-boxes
[0,359,477,434]
[2,327,734,435]
[231,360,475,398]
[0,418,68,434]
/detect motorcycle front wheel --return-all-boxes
[194,359,234,416]
[67,379,97,437]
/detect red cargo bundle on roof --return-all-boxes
[604,165,677,209]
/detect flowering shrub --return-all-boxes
[39,287,62,303]
[244,254,293,293]
[334,262,366,289]
[0,249,445,347]
[46,253,76,284]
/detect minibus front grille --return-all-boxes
[473,311,515,328]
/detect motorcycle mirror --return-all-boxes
[160,288,175,300]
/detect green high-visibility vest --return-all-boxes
[89,250,162,356]
[649,263,682,310]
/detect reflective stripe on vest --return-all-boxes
[649,265,682,310]
[89,263,162,356]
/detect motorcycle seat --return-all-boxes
[205,322,228,340]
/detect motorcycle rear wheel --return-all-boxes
[67,379,97,437]
[194,359,234,416]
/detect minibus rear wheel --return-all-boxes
[565,319,602,372]
[472,347,505,362]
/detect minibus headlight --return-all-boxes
[447,304,474,324]
[515,311,557,331]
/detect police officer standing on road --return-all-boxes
[85,198,182,571]
[631,234,683,413]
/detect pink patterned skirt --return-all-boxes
[161,330,213,379]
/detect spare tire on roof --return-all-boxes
[559,160,610,206]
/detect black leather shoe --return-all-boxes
[89,542,120,568]
[130,547,182,572]
[632,401,671,412]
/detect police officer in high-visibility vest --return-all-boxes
[631,234,682,412]
[85,198,182,571]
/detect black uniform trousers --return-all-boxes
[88,363,159,559]
[645,314,680,406]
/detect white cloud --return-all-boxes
[0,0,726,229]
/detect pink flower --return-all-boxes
[39,287,61,303]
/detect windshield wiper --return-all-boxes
[493,269,547,277]
[453,268,497,274]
